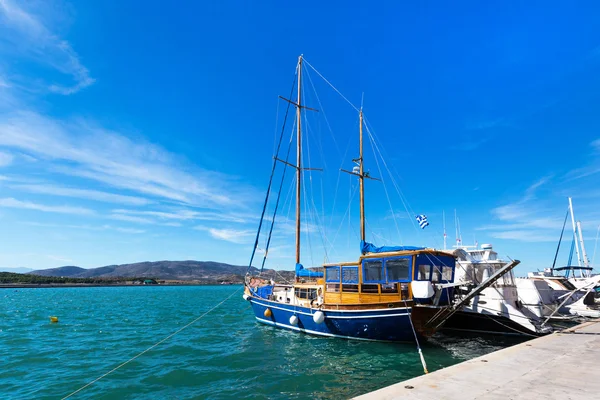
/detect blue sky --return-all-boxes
[0,1,599,274]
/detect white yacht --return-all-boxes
[517,269,600,319]
[442,244,552,336]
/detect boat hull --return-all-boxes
[441,310,542,336]
[248,297,419,342]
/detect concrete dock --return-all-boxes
[355,320,600,399]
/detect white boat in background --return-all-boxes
[517,269,600,319]
[442,244,551,336]
[515,197,600,320]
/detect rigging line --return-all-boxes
[247,74,298,271]
[302,82,316,268]
[363,118,419,230]
[301,102,330,262]
[592,224,600,269]
[552,209,570,271]
[365,124,402,243]
[62,287,243,400]
[303,62,342,160]
[272,96,280,157]
[302,163,315,268]
[329,121,355,229]
[260,120,296,272]
[364,123,418,232]
[326,183,359,255]
[303,58,360,112]
[403,299,429,375]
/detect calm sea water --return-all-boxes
[1,286,526,399]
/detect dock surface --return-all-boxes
[355,320,600,399]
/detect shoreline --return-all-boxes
[0,283,243,289]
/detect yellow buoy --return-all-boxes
[264,308,272,318]
[50,316,58,323]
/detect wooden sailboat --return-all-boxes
[243,55,458,341]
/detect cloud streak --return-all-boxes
[0,197,93,215]
[0,111,257,209]
[0,0,94,94]
[10,183,152,206]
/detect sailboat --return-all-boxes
[242,55,459,342]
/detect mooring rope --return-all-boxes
[403,300,429,374]
[62,287,243,400]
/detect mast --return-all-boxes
[568,197,582,267]
[577,221,590,269]
[295,55,303,265]
[443,210,447,250]
[359,109,365,242]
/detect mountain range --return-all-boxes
[29,261,295,283]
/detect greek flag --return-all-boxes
[416,214,429,229]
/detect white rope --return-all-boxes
[303,58,359,112]
[403,300,428,374]
[365,124,403,243]
[62,287,243,400]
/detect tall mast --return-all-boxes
[577,221,590,269]
[443,210,447,250]
[359,109,365,242]
[295,55,303,265]
[568,197,582,267]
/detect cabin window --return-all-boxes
[342,267,359,284]
[416,254,456,283]
[342,284,359,292]
[418,265,431,280]
[363,259,384,283]
[381,283,399,293]
[295,288,317,299]
[326,266,341,283]
[327,284,340,292]
[442,266,454,281]
[385,258,410,282]
[361,284,379,293]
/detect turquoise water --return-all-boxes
[1,286,525,399]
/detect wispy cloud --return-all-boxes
[46,255,73,263]
[112,208,250,223]
[108,213,154,224]
[0,197,93,215]
[0,151,13,166]
[0,0,94,94]
[10,183,152,206]
[22,221,145,234]
[565,138,600,180]
[0,112,255,209]
[481,177,563,243]
[194,225,254,244]
[450,137,491,151]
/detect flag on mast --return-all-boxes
[416,215,429,229]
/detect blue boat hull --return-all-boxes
[248,297,420,342]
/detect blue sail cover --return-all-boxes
[360,240,425,255]
[295,263,324,278]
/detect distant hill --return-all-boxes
[30,261,296,283]
[0,267,34,274]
